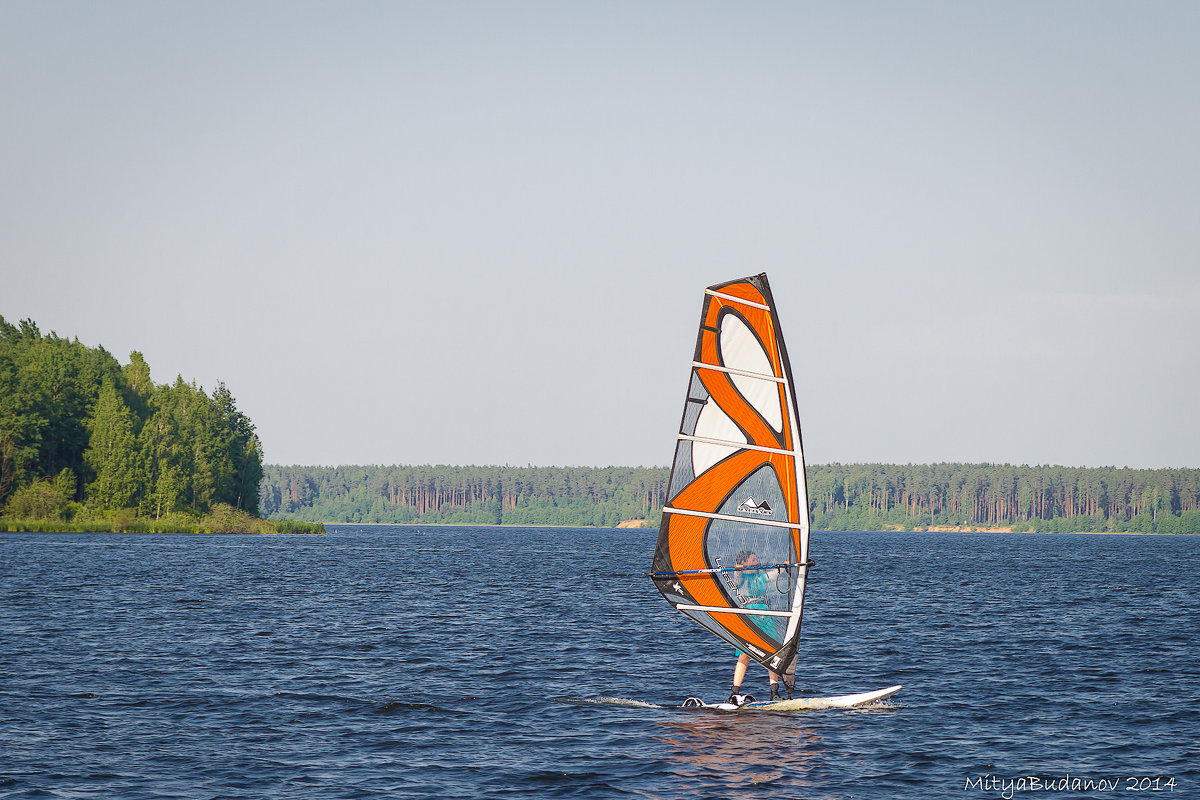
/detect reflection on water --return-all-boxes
[647,713,836,798]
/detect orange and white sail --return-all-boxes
[649,273,811,689]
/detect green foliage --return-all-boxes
[0,509,324,534]
[271,520,328,532]
[84,381,143,510]
[0,314,265,522]
[262,462,1200,533]
[203,503,269,534]
[261,465,667,527]
[3,470,75,520]
[805,463,1200,533]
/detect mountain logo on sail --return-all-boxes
[737,496,774,516]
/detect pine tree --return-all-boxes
[84,381,143,510]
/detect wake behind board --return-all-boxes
[682,685,901,712]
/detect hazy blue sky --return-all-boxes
[3,1,1197,469]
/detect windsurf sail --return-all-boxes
[649,273,812,691]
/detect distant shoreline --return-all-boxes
[261,464,1200,534]
[7,519,1187,535]
[311,522,1188,535]
[0,519,326,535]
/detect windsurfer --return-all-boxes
[728,550,784,705]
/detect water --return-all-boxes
[2,527,1197,799]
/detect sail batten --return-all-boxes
[651,273,811,691]
[676,435,793,457]
[704,289,772,310]
[675,605,796,617]
[691,362,786,383]
[662,506,804,530]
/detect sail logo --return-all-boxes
[737,496,774,516]
[715,556,747,603]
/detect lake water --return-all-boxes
[2,527,1197,799]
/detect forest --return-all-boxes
[0,316,317,533]
[806,462,1200,533]
[261,464,668,527]
[262,462,1200,533]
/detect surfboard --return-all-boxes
[682,685,902,711]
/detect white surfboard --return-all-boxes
[682,684,901,711]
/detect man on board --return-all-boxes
[727,550,784,706]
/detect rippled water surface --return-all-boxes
[2,527,1197,799]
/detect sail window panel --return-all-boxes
[681,609,745,652]
[704,521,793,609]
[667,440,697,502]
[679,371,709,434]
[668,372,702,500]
[680,608,784,655]
[703,514,794,648]
[718,313,784,432]
[717,464,791,527]
[669,372,707,500]
[685,607,786,653]
[745,607,786,648]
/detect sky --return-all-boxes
[2,1,1197,469]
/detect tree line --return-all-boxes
[807,462,1200,533]
[261,464,669,527]
[262,462,1200,533]
[0,316,265,525]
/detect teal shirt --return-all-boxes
[737,569,769,607]
[734,568,774,655]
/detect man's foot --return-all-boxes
[770,685,782,701]
[727,692,755,707]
